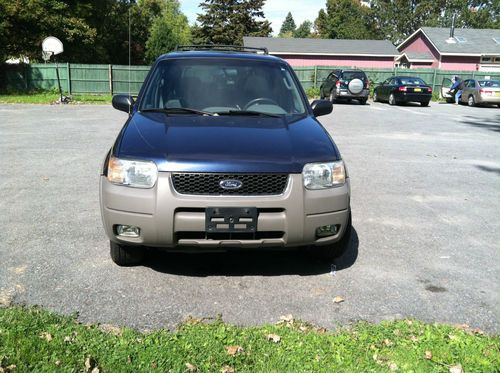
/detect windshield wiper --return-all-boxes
[140,107,215,116]
[217,110,282,118]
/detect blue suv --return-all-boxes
[100,46,351,266]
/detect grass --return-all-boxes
[0,91,112,104]
[0,307,498,372]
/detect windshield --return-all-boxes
[478,80,500,88]
[139,58,306,116]
[399,77,427,85]
[341,71,367,81]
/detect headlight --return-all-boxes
[107,156,158,188]
[303,161,346,190]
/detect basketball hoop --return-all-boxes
[41,36,69,103]
[42,50,53,62]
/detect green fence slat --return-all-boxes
[2,63,500,95]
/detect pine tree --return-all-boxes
[294,20,312,38]
[279,12,296,37]
[194,0,272,45]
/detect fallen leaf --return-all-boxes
[299,325,308,332]
[315,354,321,361]
[98,324,122,336]
[266,334,281,343]
[277,314,294,326]
[42,177,49,181]
[471,328,485,335]
[225,345,244,356]
[424,351,432,360]
[333,296,345,304]
[84,357,97,373]
[389,362,398,371]
[405,320,413,325]
[64,336,72,343]
[40,332,52,342]
[448,334,459,340]
[409,335,418,342]
[383,338,393,346]
[221,366,235,373]
[185,362,197,372]
[127,356,132,364]
[91,368,100,373]
[55,361,61,366]
[449,364,463,373]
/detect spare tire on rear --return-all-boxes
[348,78,364,95]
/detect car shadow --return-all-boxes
[333,100,370,106]
[142,228,359,277]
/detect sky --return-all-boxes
[179,0,326,35]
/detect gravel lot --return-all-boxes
[0,101,498,332]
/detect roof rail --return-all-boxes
[175,45,269,55]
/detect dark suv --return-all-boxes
[101,46,352,266]
[320,69,369,104]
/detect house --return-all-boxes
[243,37,399,68]
[397,27,500,72]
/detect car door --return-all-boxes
[321,73,335,97]
[460,79,473,103]
[378,78,391,100]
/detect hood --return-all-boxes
[114,112,339,173]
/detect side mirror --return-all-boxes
[311,99,333,117]
[112,94,134,114]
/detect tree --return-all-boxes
[294,20,313,38]
[279,12,296,37]
[0,0,97,62]
[194,0,272,45]
[145,0,191,62]
[371,0,500,45]
[314,0,379,40]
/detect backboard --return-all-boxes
[42,36,63,55]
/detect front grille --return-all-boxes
[176,231,284,241]
[172,173,289,195]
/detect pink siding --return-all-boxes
[440,56,480,71]
[399,33,440,68]
[278,54,395,68]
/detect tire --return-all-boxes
[468,95,475,107]
[330,92,336,104]
[389,93,397,106]
[359,98,367,105]
[310,212,352,260]
[110,241,145,266]
[373,91,378,102]
[421,101,430,107]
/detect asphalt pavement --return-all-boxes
[0,101,498,332]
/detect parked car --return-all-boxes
[440,77,456,103]
[458,79,500,107]
[101,46,352,266]
[374,76,432,106]
[320,69,369,105]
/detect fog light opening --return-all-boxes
[115,224,141,238]
[316,224,339,238]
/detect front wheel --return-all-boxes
[421,101,430,107]
[329,92,336,104]
[110,241,145,266]
[310,213,352,260]
[468,95,475,107]
[359,98,367,105]
[389,93,397,106]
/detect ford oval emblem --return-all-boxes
[219,179,243,190]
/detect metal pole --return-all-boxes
[55,59,63,103]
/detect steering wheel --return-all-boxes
[243,97,279,110]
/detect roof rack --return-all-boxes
[175,45,268,55]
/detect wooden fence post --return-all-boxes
[109,64,113,95]
[313,66,317,88]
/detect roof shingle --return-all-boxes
[243,37,399,56]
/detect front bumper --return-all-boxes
[100,173,350,250]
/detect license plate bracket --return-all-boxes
[205,207,258,233]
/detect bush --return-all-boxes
[306,86,320,99]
